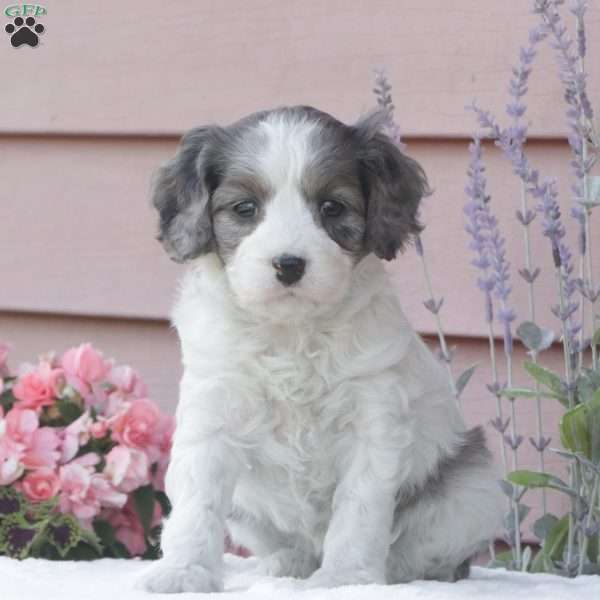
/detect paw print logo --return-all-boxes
[5,16,45,48]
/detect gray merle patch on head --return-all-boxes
[354,110,430,260]
[298,106,429,261]
[151,126,230,262]
[151,105,429,264]
[211,174,273,262]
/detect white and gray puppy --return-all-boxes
[139,106,503,593]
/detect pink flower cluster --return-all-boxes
[0,343,174,556]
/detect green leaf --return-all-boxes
[57,400,84,425]
[587,534,599,564]
[494,550,514,563]
[507,470,571,498]
[509,466,581,500]
[92,518,131,558]
[133,484,155,538]
[517,322,553,352]
[501,386,566,405]
[544,516,569,561]
[530,548,554,573]
[488,549,514,569]
[0,387,16,413]
[47,514,83,558]
[530,516,569,574]
[26,496,59,521]
[155,490,172,518]
[64,540,102,561]
[523,361,567,404]
[111,540,132,558]
[0,514,39,559]
[589,391,600,464]
[592,328,600,348]
[517,321,543,350]
[93,519,116,548]
[504,503,530,535]
[455,364,477,397]
[561,404,591,458]
[0,486,24,516]
[533,514,559,540]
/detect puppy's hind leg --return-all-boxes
[227,507,318,579]
[387,427,503,583]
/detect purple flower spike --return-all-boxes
[516,209,537,226]
[519,267,541,284]
[490,417,511,434]
[373,68,407,151]
[465,138,517,356]
[529,436,552,452]
[504,434,525,451]
[424,297,444,315]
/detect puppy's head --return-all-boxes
[153,106,428,321]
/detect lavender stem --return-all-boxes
[520,179,548,514]
[578,472,599,575]
[417,239,460,406]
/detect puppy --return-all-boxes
[140,106,503,593]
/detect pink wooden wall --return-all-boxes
[2,0,599,525]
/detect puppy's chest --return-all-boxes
[249,344,355,479]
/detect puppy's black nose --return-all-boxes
[272,254,306,286]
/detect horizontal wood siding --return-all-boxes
[1,136,597,338]
[0,1,597,137]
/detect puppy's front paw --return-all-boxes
[137,559,222,594]
[302,567,385,589]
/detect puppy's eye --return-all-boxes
[320,199,345,218]
[233,199,258,219]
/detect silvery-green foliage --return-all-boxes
[464,0,599,576]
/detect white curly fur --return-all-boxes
[139,113,503,593]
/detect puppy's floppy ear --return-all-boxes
[152,126,226,263]
[355,111,430,261]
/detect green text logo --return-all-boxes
[4,4,46,18]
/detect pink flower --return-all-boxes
[59,462,98,521]
[59,459,126,525]
[108,365,147,400]
[107,499,161,556]
[104,445,149,493]
[61,343,111,387]
[111,399,163,458]
[21,467,60,502]
[152,415,174,490]
[91,474,128,510]
[23,427,61,469]
[5,408,38,446]
[4,408,60,471]
[0,407,26,484]
[108,504,147,556]
[12,362,64,411]
[60,411,92,463]
[0,455,24,485]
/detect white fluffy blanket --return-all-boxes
[2,554,599,600]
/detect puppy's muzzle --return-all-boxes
[272,254,306,286]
